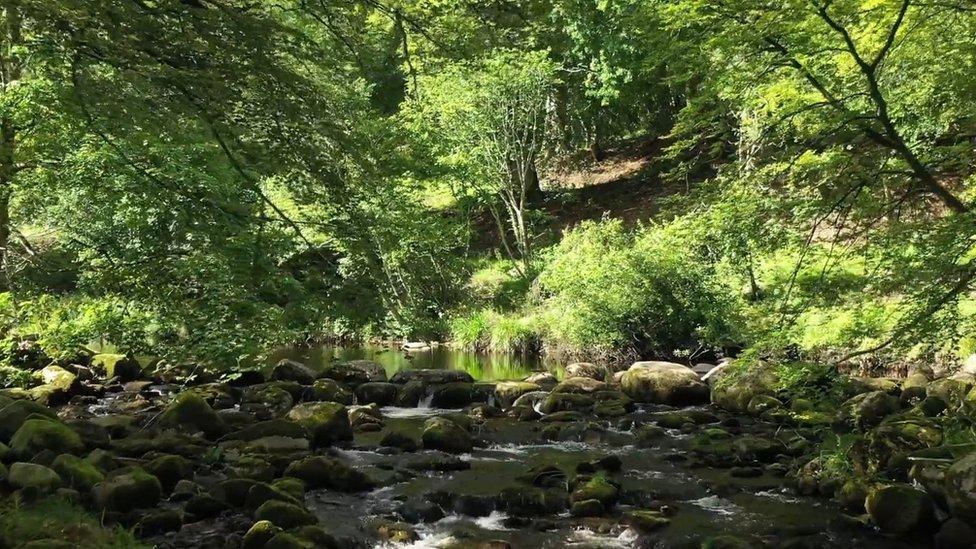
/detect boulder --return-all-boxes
[93,469,163,511]
[935,518,976,549]
[304,378,353,405]
[187,383,240,409]
[429,382,474,408]
[945,451,976,524]
[570,475,618,508]
[286,402,352,447]
[523,372,557,386]
[422,417,472,454]
[31,365,79,404]
[0,399,56,441]
[51,453,104,491]
[552,377,607,394]
[746,394,783,415]
[393,380,426,407]
[390,369,473,385]
[284,456,374,492]
[145,454,194,493]
[242,520,281,549]
[223,419,308,442]
[158,392,226,438]
[710,362,778,412]
[835,391,900,431]
[626,510,670,533]
[539,392,593,414]
[228,456,277,483]
[927,376,973,404]
[592,390,633,417]
[319,360,387,385]
[493,382,540,409]
[241,383,296,420]
[620,362,708,405]
[90,353,142,381]
[11,417,84,457]
[135,509,183,536]
[564,363,608,381]
[348,404,384,431]
[185,494,231,520]
[271,359,316,385]
[865,484,935,536]
[253,500,316,529]
[380,430,418,452]
[354,382,398,406]
[8,462,61,493]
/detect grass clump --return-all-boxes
[0,497,147,548]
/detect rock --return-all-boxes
[242,520,281,549]
[850,377,900,395]
[564,363,608,381]
[263,533,311,549]
[935,518,976,549]
[393,380,426,407]
[376,521,419,543]
[229,456,277,482]
[507,405,540,422]
[185,494,231,519]
[835,391,900,431]
[31,365,79,404]
[9,462,61,493]
[865,484,935,536]
[571,475,618,508]
[0,399,56,441]
[135,509,183,536]
[620,362,708,405]
[354,382,398,406]
[692,363,718,376]
[429,382,474,408]
[422,417,472,454]
[626,510,670,533]
[835,479,868,513]
[710,362,778,412]
[927,377,973,404]
[493,382,540,409]
[91,353,142,381]
[319,360,387,385]
[946,451,976,524]
[498,486,567,516]
[390,369,473,384]
[271,359,316,385]
[552,377,607,394]
[304,378,353,404]
[398,499,445,524]
[85,448,119,472]
[145,454,194,493]
[93,469,163,511]
[187,383,240,409]
[271,477,305,500]
[746,394,783,415]
[172,478,205,500]
[592,391,633,417]
[158,392,226,438]
[569,499,603,517]
[539,410,585,423]
[10,417,84,456]
[223,419,308,442]
[241,383,295,420]
[286,401,352,447]
[253,500,316,529]
[380,430,418,452]
[348,404,383,431]
[284,456,374,492]
[539,392,593,414]
[51,453,104,491]
[635,425,665,447]
[523,372,557,385]
[512,390,549,410]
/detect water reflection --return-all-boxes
[269,343,563,381]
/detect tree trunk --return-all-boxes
[0,1,22,291]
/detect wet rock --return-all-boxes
[186,493,231,520]
[284,455,374,492]
[390,369,473,384]
[380,430,418,452]
[319,360,387,385]
[499,486,567,516]
[242,520,281,549]
[158,392,226,438]
[634,425,665,447]
[422,416,472,454]
[507,405,540,422]
[512,390,549,410]
[10,417,83,457]
[239,435,309,457]
[539,392,593,414]
[523,371,557,386]
[701,535,756,548]
[710,362,778,413]
[398,498,444,523]
[354,382,398,406]
[241,384,296,420]
[428,381,474,408]
[746,394,783,415]
[402,451,471,472]
[570,498,603,517]
[935,518,976,549]
[565,362,609,381]
[286,401,351,447]
[271,359,316,385]
[145,454,194,493]
[303,378,353,404]
[620,362,708,405]
[835,391,900,431]
[865,484,935,536]
[187,383,240,410]
[835,479,868,513]
[494,382,541,409]
[592,391,633,418]
[577,456,622,474]
[271,477,305,500]
[172,478,205,501]
[571,475,618,508]
[655,410,719,429]
[227,456,276,483]
[393,380,426,407]
[945,451,976,524]
[626,510,670,533]
[552,377,607,394]
[223,419,308,442]
[348,404,384,431]
[243,482,301,511]
[93,469,163,511]
[0,399,57,441]
[376,520,419,543]
[135,509,183,536]
[91,353,142,381]
[9,462,61,494]
[253,500,316,529]
[518,465,567,488]
[51,453,104,491]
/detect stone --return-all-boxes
[493,382,540,409]
[835,391,900,431]
[10,418,83,457]
[946,451,976,524]
[935,518,976,549]
[284,455,374,492]
[429,382,474,408]
[135,509,183,536]
[565,363,609,381]
[304,378,353,404]
[539,392,593,414]
[0,399,56,441]
[185,494,231,519]
[93,469,163,511]
[243,482,301,511]
[421,417,472,454]
[51,453,104,492]
[523,372,557,385]
[927,377,973,404]
[271,359,316,385]
[571,475,618,507]
[8,462,61,493]
[158,392,226,438]
[354,382,398,406]
[241,383,297,420]
[498,487,567,516]
[592,391,633,417]
[552,377,607,394]
[850,377,900,395]
[31,365,79,404]
[626,510,670,533]
[390,369,473,384]
[393,380,426,407]
[569,499,603,517]
[319,360,387,385]
[746,394,783,415]
[171,478,205,500]
[635,425,665,447]
[376,521,419,543]
[348,404,384,431]
[187,383,240,409]
[380,430,418,452]
[145,454,194,493]
[271,477,305,500]
[286,401,352,447]
[91,353,142,381]
[223,419,308,442]
[620,362,708,405]
[398,499,445,524]
[242,520,281,549]
[253,500,316,529]
[229,456,276,482]
[710,362,778,412]
[865,484,935,536]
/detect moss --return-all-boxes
[10,418,83,457]
[51,454,105,492]
[0,497,147,548]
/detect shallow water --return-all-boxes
[269,343,561,381]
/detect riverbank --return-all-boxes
[0,354,972,547]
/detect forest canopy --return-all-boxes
[1,0,974,372]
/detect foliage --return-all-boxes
[0,497,146,548]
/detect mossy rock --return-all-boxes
[493,382,541,410]
[945,451,976,524]
[421,417,472,454]
[319,360,387,385]
[552,377,607,394]
[228,456,276,483]
[305,378,353,405]
[135,509,183,536]
[835,391,900,431]
[90,353,142,381]
[253,500,316,529]
[158,392,226,438]
[10,418,83,457]
[271,477,306,500]
[244,482,301,511]
[241,384,296,420]
[865,484,935,536]
[51,453,105,491]
[0,399,56,442]
[353,382,398,406]
[145,454,194,493]
[592,391,633,418]
[185,494,231,520]
[570,475,618,507]
[285,401,351,447]
[569,498,604,517]
[626,510,670,533]
[283,455,374,492]
[539,392,593,414]
[242,520,281,549]
[746,394,783,415]
[223,419,308,442]
[710,361,778,413]
[93,468,163,511]
[270,359,316,385]
[8,462,61,494]
[621,361,708,405]
[497,486,567,516]
[429,382,475,408]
